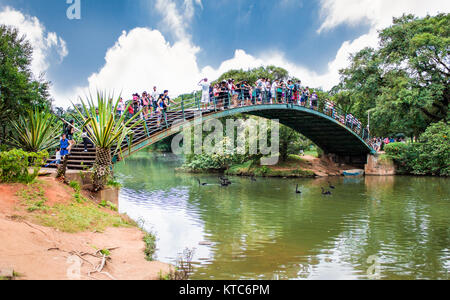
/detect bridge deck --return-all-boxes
[46,103,374,170]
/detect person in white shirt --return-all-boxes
[198,78,210,110]
[255,78,264,104]
[117,97,125,116]
[151,86,159,116]
[271,80,278,104]
[55,148,61,165]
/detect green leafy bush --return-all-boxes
[384,142,410,157]
[0,149,48,183]
[385,122,449,176]
[143,232,157,261]
[412,122,449,176]
[183,153,257,171]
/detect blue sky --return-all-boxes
[0,0,448,106]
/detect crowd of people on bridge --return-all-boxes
[48,78,375,168]
[371,136,407,152]
[197,78,365,136]
[113,78,367,144]
[117,88,176,121]
[118,78,367,137]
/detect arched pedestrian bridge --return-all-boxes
[59,98,375,170]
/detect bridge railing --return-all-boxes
[162,89,372,147]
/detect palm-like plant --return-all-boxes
[9,109,61,152]
[73,92,143,191]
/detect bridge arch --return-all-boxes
[118,104,374,163]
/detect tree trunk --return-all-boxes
[56,155,69,181]
[93,147,112,192]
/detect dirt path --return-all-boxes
[0,178,171,280]
[299,155,353,177]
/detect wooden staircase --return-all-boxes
[45,109,205,170]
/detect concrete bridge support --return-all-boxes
[364,154,396,176]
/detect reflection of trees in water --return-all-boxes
[191,176,450,280]
[117,155,450,280]
[114,153,188,191]
[189,179,369,279]
[350,176,450,279]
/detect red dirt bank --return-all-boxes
[0,177,171,280]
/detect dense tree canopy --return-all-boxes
[0,25,52,140]
[332,14,449,137]
[215,65,291,85]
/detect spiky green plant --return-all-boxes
[73,92,143,191]
[9,109,61,152]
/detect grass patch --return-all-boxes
[226,160,254,176]
[69,181,80,192]
[99,200,118,212]
[303,150,319,158]
[287,154,308,163]
[69,181,87,204]
[106,179,122,188]
[226,158,315,178]
[135,218,158,261]
[16,181,49,213]
[143,232,157,261]
[265,168,315,177]
[33,201,134,233]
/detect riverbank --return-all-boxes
[180,154,357,178]
[0,176,171,280]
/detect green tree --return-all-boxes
[0,25,52,141]
[332,14,449,137]
[379,14,449,124]
[385,121,449,176]
[333,48,383,122]
[215,65,290,85]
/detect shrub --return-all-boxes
[413,122,450,176]
[384,142,410,159]
[9,109,61,153]
[143,232,157,261]
[183,153,257,171]
[0,149,48,183]
[384,122,449,176]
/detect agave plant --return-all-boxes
[73,92,143,191]
[9,109,61,153]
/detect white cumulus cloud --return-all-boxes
[4,1,450,108]
[0,6,68,77]
[86,28,201,97]
[318,0,450,33]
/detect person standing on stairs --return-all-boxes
[60,134,70,159]
[66,120,76,154]
[82,127,93,152]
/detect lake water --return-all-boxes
[115,153,450,280]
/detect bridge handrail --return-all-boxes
[123,89,374,152]
[164,89,372,146]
